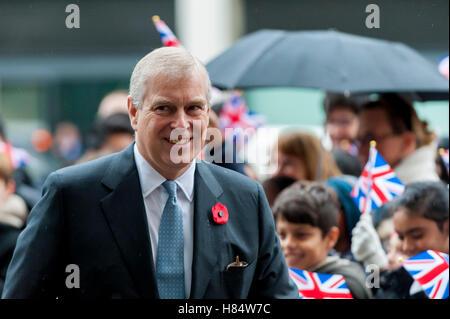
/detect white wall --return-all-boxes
[175,0,245,64]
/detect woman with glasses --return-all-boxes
[357,93,439,184]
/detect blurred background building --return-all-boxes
[0,0,448,181]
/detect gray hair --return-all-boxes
[129,47,212,109]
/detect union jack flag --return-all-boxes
[219,91,265,149]
[220,92,265,131]
[0,141,31,169]
[439,148,449,174]
[350,142,405,214]
[289,268,353,299]
[152,15,181,47]
[403,250,449,299]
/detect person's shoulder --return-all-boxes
[337,258,366,277]
[319,256,366,280]
[47,151,123,187]
[322,257,372,298]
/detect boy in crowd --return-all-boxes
[273,181,371,299]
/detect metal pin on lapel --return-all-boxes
[226,255,248,271]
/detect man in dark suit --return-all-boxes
[2,47,297,299]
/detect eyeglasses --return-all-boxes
[357,132,398,147]
[325,118,354,127]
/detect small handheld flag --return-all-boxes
[219,91,266,150]
[0,141,31,169]
[289,268,353,299]
[350,141,405,214]
[403,250,449,299]
[219,91,265,132]
[152,15,181,47]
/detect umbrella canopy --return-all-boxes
[206,29,449,101]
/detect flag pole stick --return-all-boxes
[365,140,377,214]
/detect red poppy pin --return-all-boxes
[212,202,229,225]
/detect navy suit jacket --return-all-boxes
[2,144,297,299]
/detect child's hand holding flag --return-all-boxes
[351,141,405,215]
[350,140,405,268]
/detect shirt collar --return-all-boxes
[133,143,196,201]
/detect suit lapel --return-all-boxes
[100,145,158,298]
[100,148,226,299]
[190,161,225,298]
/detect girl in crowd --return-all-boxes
[373,181,448,298]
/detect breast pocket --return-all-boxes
[221,259,256,299]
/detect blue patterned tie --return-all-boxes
[156,180,185,299]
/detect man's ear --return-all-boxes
[325,226,340,250]
[401,131,416,156]
[443,219,449,237]
[127,96,139,131]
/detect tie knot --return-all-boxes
[162,180,177,198]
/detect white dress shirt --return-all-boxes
[133,144,195,298]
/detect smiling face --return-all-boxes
[393,207,449,258]
[276,218,338,270]
[357,108,415,168]
[128,71,210,180]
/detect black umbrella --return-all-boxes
[206,29,449,101]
